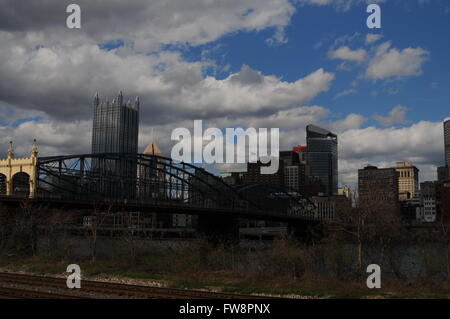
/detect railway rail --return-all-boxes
[0,272,273,299]
[0,286,85,299]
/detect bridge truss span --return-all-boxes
[34,153,320,221]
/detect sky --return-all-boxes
[0,0,449,186]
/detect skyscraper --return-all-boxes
[92,91,139,155]
[306,125,338,195]
[393,161,419,199]
[358,165,399,213]
[437,119,450,182]
[438,166,449,182]
[444,119,450,169]
[280,150,307,194]
[91,91,140,198]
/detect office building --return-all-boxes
[400,193,423,222]
[438,166,449,182]
[244,160,285,186]
[293,145,308,162]
[138,141,164,198]
[92,91,139,155]
[420,181,437,223]
[310,195,352,220]
[358,165,399,212]
[445,119,450,168]
[437,119,450,182]
[436,182,450,223]
[280,150,306,193]
[306,125,338,195]
[338,187,351,198]
[393,162,419,199]
[220,171,246,186]
[91,91,140,198]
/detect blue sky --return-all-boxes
[0,0,449,184]
[178,1,450,125]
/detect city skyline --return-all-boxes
[0,0,449,186]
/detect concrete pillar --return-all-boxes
[6,179,11,196]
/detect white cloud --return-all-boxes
[0,0,296,50]
[328,46,367,62]
[0,119,92,157]
[1,106,444,187]
[365,33,383,44]
[329,113,367,133]
[298,0,386,12]
[373,105,409,126]
[336,62,352,71]
[266,26,289,46]
[0,35,334,122]
[340,121,442,162]
[365,42,429,80]
[333,88,357,100]
[338,120,444,184]
[0,0,443,189]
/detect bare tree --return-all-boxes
[18,201,44,256]
[328,187,404,278]
[41,209,78,258]
[0,204,12,253]
[120,212,143,264]
[438,217,450,279]
[87,204,112,262]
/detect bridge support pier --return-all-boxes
[197,214,239,245]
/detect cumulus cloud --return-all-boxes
[0,119,92,157]
[328,46,367,62]
[329,113,367,133]
[365,33,383,44]
[0,0,444,189]
[333,88,357,100]
[338,120,444,184]
[365,42,429,80]
[0,0,295,50]
[373,105,409,126]
[1,105,444,186]
[340,121,442,162]
[297,0,386,12]
[0,34,334,122]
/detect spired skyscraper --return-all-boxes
[306,125,338,196]
[91,91,140,198]
[92,91,139,155]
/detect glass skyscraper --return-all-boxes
[91,91,140,198]
[92,91,139,155]
[306,125,338,196]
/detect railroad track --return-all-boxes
[0,272,273,299]
[0,286,85,299]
